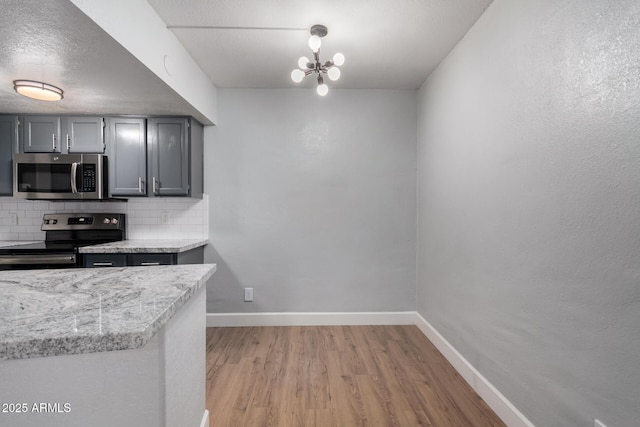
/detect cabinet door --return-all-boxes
[83,254,127,268]
[0,116,18,196]
[106,118,147,196]
[22,116,61,152]
[64,116,105,153]
[148,118,189,197]
[130,253,176,266]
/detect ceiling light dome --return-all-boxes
[13,80,64,101]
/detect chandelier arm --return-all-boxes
[304,70,314,76]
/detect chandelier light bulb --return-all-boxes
[308,35,322,52]
[327,67,341,81]
[317,83,329,96]
[298,56,310,70]
[291,69,305,83]
[332,52,345,66]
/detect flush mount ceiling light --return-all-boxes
[13,80,64,102]
[291,24,345,96]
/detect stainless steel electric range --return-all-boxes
[0,213,126,270]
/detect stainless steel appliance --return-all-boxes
[0,213,125,270]
[13,153,108,200]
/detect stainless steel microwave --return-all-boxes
[13,153,108,200]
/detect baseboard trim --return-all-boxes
[200,409,209,427]
[206,311,417,327]
[414,313,534,427]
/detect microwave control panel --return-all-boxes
[81,164,96,192]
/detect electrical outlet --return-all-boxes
[160,211,169,225]
[8,213,18,226]
[244,288,254,302]
[595,420,607,427]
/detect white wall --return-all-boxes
[417,1,640,426]
[0,196,208,240]
[205,89,416,313]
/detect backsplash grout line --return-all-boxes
[0,194,209,241]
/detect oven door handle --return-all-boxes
[0,254,77,265]
[70,162,79,194]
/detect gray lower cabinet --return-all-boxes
[0,116,18,196]
[106,117,147,197]
[21,116,61,152]
[83,254,127,268]
[83,248,204,268]
[147,117,203,198]
[130,253,175,266]
[63,116,105,153]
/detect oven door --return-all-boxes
[0,253,77,270]
[13,153,105,200]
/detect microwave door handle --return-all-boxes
[70,162,79,193]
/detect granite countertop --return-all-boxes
[78,239,208,254]
[0,264,216,360]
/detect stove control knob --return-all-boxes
[111,218,119,225]
[103,218,111,224]
[51,219,57,225]
[44,219,50,225]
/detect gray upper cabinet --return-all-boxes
[21,116,61,152]
[9,114,202,199]
[63,116,105,153]
[148,118,193,197]
[106,117,147,197]
[0,116,18,196]
[20,116,104,154]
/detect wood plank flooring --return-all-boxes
[205,325,506,427]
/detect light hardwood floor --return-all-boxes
[206,325,506,427]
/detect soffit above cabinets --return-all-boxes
[0,0,209,123]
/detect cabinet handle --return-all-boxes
[52,133,56,151]
[140,262,161,266]
[138,176,143,193]
[67,134,71,151]
[92,262,113,267]
[152,176,158,194]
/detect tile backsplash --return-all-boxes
[0,194,209,241]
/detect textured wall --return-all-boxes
[205,89,416,313]
[417,1,640,426]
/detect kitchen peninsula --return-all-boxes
[0,264,216,427]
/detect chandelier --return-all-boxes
[290,25,345,96]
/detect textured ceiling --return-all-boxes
[0,0,493,118]
[0,0,205,120]
[148,0,493,89]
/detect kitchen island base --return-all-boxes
[0,286,208,427]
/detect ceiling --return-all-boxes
[0,0,492,118]
[149,0,493,89]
